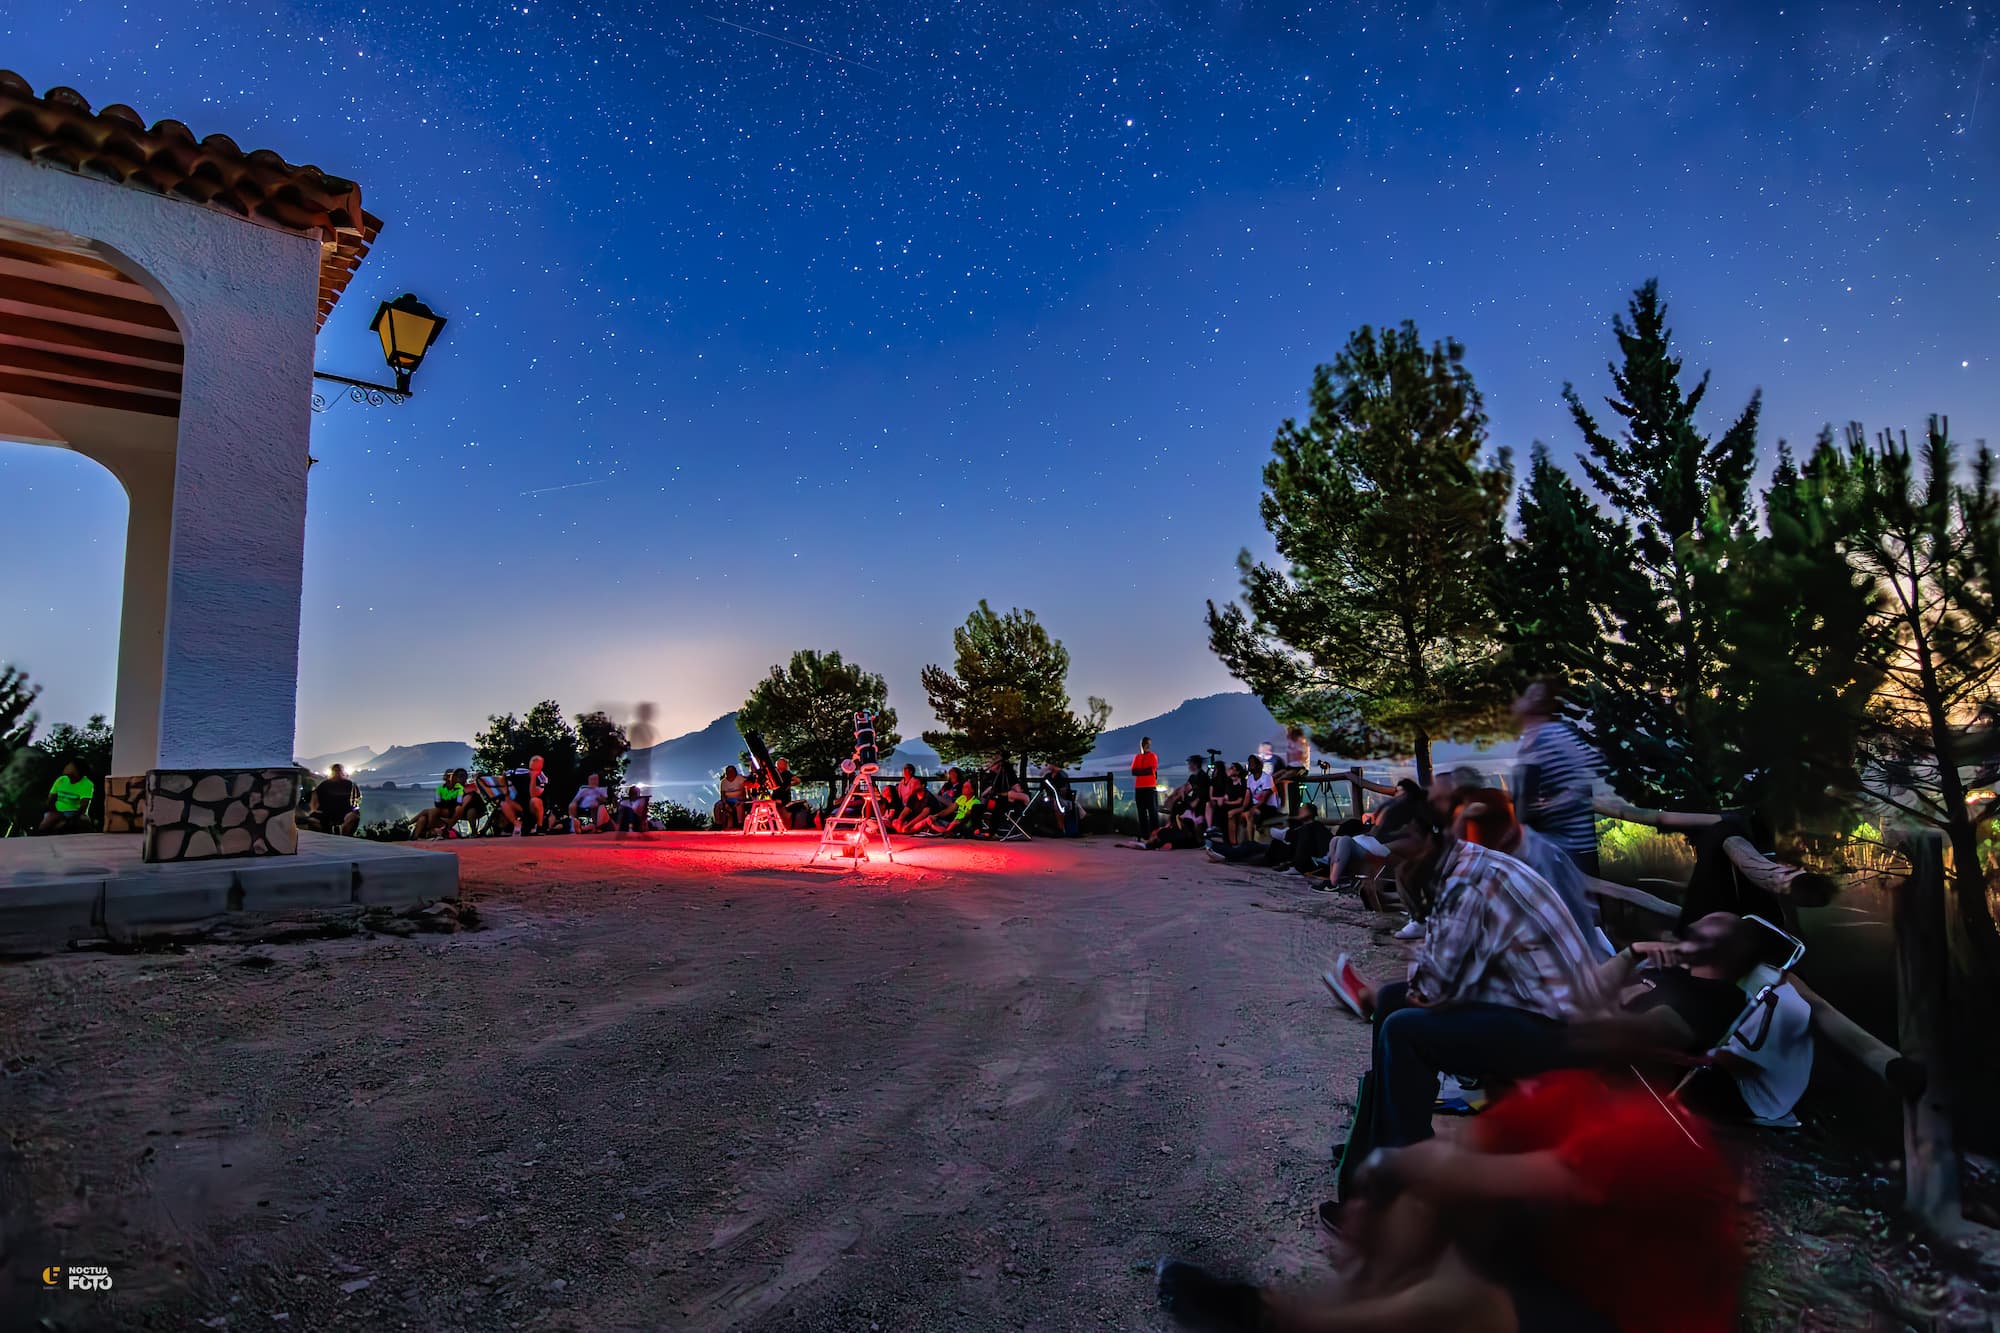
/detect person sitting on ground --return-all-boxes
[1205,761,1249,845]
[893,775,938,833]
[914,780,984,837]
[1156,1067,1742,1333]
[36,759,96,834]
[615,785,649,833]
[302,763,361,836]
[1322,798,1602,1165]
[1121,757,1213,849]
[1207,802,1334,873]
[501,755,548,836]
[411,770,466,839]
[1454,788,1611,956]
[1512,677,1606,877]
[714,764,748,830]
[895,763,923,810]
[570,771,614,833]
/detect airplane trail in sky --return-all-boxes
[521,477,618,497]
[704,14,884,73]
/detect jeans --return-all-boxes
[1369,981,1571,1148]
[1135,785,1159,836]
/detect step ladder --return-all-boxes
[809,770,895,866]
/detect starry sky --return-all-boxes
[3,0,1996,757]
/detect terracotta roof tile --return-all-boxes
[0,70,381,328]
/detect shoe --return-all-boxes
[1204,847,1227,863]
[1316,1199,1344,1235]
[1393,919,1425,941]
[512,827,523,837]
[1322,955,1368,1019]
[1155,1259,1263,1331]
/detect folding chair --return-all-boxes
[1667,914,1807,1126]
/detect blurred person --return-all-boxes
[1131,736,1161,836]
[1512,678,1605,876]
[1455,788,1611,956]
[1157,1067,1741,1333]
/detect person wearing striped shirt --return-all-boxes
[1511,678,1605,877]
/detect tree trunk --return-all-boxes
[1412,729,1433,788]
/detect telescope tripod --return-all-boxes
[809,769,896,866]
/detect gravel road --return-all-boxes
[2,834,1399,1331]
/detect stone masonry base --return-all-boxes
[144,767,301,862]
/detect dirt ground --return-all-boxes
[0,832,1987,1331]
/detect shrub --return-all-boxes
[648,799,710,831]
[358,819,412,842]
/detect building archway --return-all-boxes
[2,71,380,859]
[0,228,184,802]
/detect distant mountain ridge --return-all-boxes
[307,694,1512,791]
[628,713,941,785]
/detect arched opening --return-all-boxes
[0,225,184,819]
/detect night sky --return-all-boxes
[3,1,1996,757]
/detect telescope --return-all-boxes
[742,730,781,790]
[851,710,879,774]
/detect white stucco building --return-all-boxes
[0,72,380,858]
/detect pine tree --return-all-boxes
[1835,417,2000,978]
[1493,445,1638,682]
[1205,322,1513,784]
[740,649,900,785]
[1713,434,1882,836]
[921,602,1108,772]
[1564,280,1761,805]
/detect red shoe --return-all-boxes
[1322,955,1369,1020]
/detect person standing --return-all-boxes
[1131,737,1160,836]
[1512,678,1606,877]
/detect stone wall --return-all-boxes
[143,767,300,862]
[102,774,146,834]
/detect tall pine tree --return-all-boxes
[1564,280,1760,806]
[1493,445,1638,683]
[1207,322,1513,784]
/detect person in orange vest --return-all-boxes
[1130,737,1161,837]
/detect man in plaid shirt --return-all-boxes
[1330,795,1602,1151]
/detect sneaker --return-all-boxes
[1316,1199,1344,1235]
[1204,847,1227,864]
[1321,955,1368,1019]
[1155,1259,1263,1331]
[512,826,524,838]
[1393,919,1425,941]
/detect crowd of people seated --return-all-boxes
[1150,679,1821,1333]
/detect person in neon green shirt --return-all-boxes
[411,770,466,839]
[38,760,94,833]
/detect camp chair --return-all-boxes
[1668,914,1806,1126]
[469,773,513,837]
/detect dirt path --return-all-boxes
[2,835,1405,1330]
